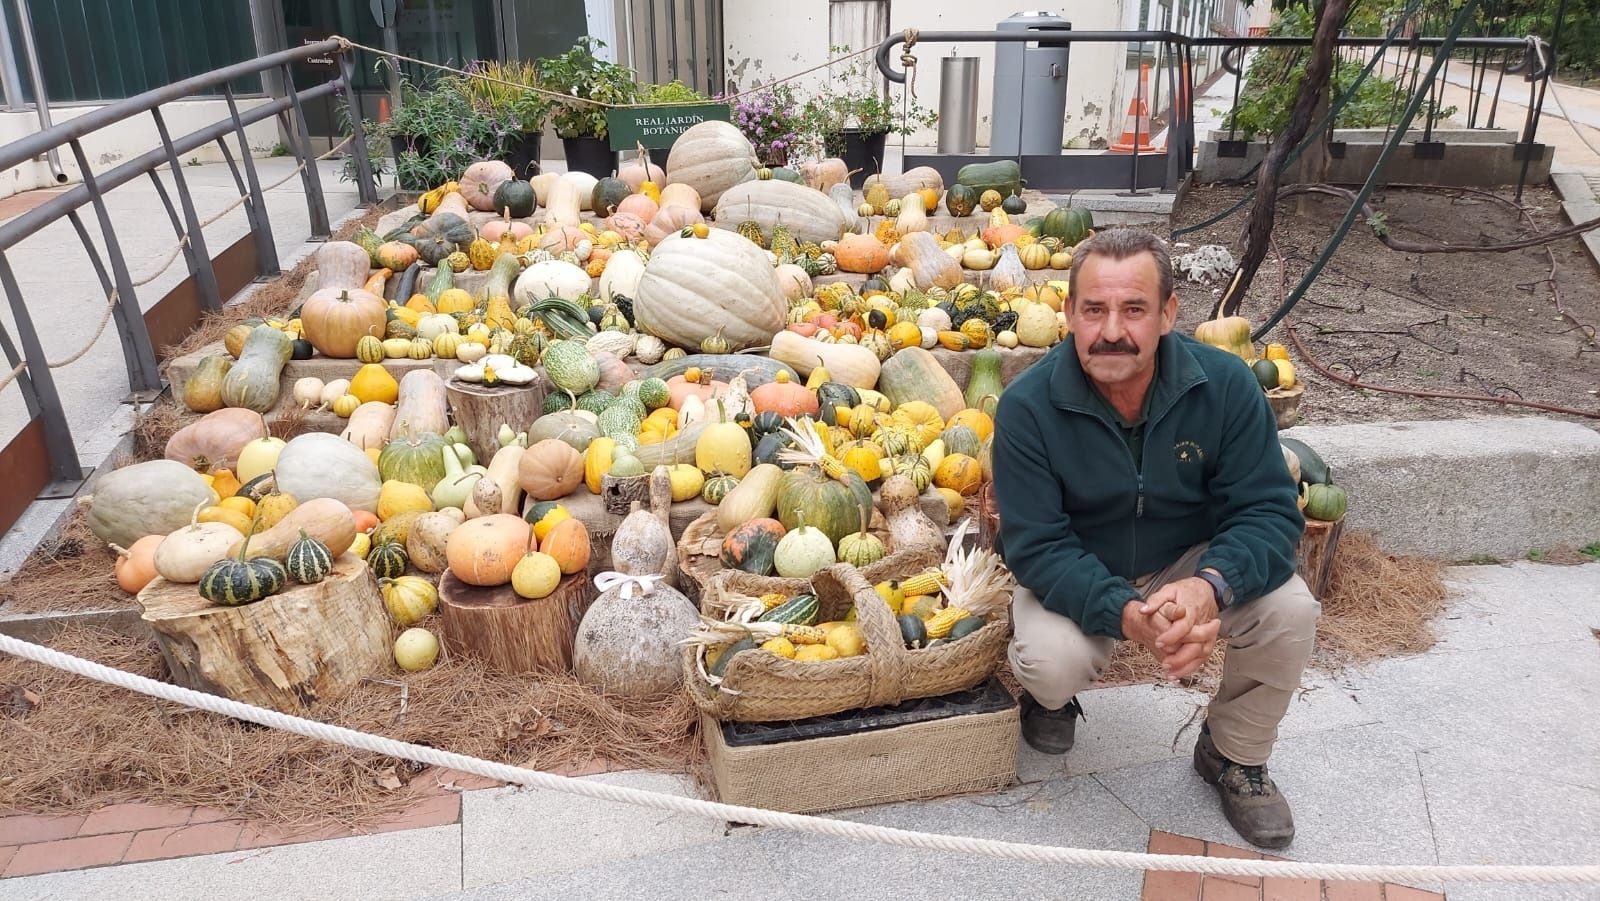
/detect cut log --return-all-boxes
[136,554,389,713]
[445,379,547,463]
[436,568,594,673]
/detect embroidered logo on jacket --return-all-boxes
[1174,440,1205,464]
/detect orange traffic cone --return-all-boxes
[1111,64,1161,153]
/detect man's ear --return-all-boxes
[1159,292,1179,334]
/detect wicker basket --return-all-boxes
[675,508,896,603]
[682,562,1011,723]
[1266,384,1305,430]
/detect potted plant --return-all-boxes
[369,76,522,191]
[800,47,938,187]
[539,37,640,177]
[728,81,804,168]
[459,60,552,178]
[638,80,711,167]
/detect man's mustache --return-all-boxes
[1089,338,1139,354]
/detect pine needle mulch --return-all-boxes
[0,624,704,829]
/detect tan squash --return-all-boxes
[618,156,665,191]
[313,240,373,292]
[634,228,786,352]
[768,330,881,389]
[543,176,583,228]
[657,182,702,213]
[862,166,944,200]
[226,497,358,562]
[711,180,848,245]
[665,120,758,210]
[800,157,851,193]
[340,401,397,452]
[390,370,449,439]
[406,508,464,574]
[894,230,963,290]
[465,444,525,517]
[716,463,785,533]
[165,407,266,472]
[518,439,584,501]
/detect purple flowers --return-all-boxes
[724,82,803,166]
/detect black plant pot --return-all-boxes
[562,135,616,178]
[504,131,543,180]
[389,135,435,191]
[649,147,670,169]
[834,129,888,189]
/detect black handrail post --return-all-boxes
[150,108,222,314]
[337,50,378,206]
[0,253,83,485]
[65,139,160,395]
[224,85,281,278]
[66,210,144,399]
[283,63,332,240]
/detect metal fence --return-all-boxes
[872,28,1551,196]
[0,39,375,535]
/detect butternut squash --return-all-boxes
[894,231,962,290]
[391,371,448,439]
[226,497,358,562]
[716,463,785,533]
[769,330,881,389]
[543,177,582,229]
[220,325,292,412]
[341,401,397,451]
[466,444,524,517]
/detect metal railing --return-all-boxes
[0,39,375,529]
[872,28,1550,196]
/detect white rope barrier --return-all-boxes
[1,632,1596,886]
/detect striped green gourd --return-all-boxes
[198,528,287,606]
[367,541,409,579]
[285,529,334,584]
[758,592,820,627]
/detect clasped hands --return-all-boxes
[1120,576,1221,681]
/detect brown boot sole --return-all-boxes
[1192,741,1295,851]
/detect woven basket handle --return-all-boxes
[814,563,907,708]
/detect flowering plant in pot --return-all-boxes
[798,47,938,185]
[727,81,804,167]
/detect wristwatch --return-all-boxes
[1195,570,1234,607]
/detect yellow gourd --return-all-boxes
[378,480,433,520]
[254,491,298,529]
[584,437,617,494]
[436,288,475,314]
[511,550,562,600]
[1194,311,1255,362]
[667,464,705,502]
[350,363,400,404]
[332,394,362,418]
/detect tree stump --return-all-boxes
[445,378,548,463]
[136,554,389,713]
[437,569,594,673]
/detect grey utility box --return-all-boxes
[989,11,1071,156]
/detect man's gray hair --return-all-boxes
[1066,228,1175,303]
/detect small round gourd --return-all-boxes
[394,627,441,671]
[332,394,361,418]
[701,472,739,505]
[285,529,334,584]
[773,525,836,579]
[837,525,886,568]
[1302,482,1348,522]
[381,575,438,626]
[356,334,386,364]
[368,540,410,579]
[511,550,562,600]
[198,531,287,606]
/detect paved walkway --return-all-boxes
[0,560,1593,900]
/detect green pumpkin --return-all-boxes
[493,179,536,217]
[719,518,786,575]
[589,177,632,216]
[837,529,886,567]
[199,531,287,606]
[285,529,334,584]
[939,425,981,459]
[1001,193,1028,215]
[945,183,979,218]
[815,383,861,426]
[892,454,933,492]
[776,467,873,547]
[701,472,740,505]
[368,541,409,579]
[1302,483,1348,522]
[750,411,787,437]
[378,432,450,492]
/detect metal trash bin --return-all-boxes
[938,54,981,154]
[989,11,1072,156]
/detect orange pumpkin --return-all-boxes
[750,375,820,418]
[608,212,647,241]
[833,233,891,274]
[539,225,589,253]
[539,517,591,575]
[113,534,164,593]
[616,192,659,223]
[981,223,1027,249]
[445,514,530,586]
[299,287,387,358]
[518,439,585,501]
[351,509,380,533]
[666,371,730,410]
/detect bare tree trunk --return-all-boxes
[1216,0,1353,318]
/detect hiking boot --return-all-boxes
[1193,728,1295,849]
[1019,694,1084,755]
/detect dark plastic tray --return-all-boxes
[719,677,1017,747]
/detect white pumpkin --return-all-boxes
[598,248,647,303]
[711,180,848,245]
[153,516,245,583]
[774,526,836,578]
[415,313,460,341]
[514,259,591,305]
[81,460,216,548]
[1016,301,1059,348]
[274,432,383,513]
[773,263,813,301]
[633,228,786,352]
[665,120,758,211]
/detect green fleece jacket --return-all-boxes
[992,333,1303,639]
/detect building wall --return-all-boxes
[722,0,1254,152]
[0,98,279,199]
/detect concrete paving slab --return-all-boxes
[747,774,1149,901]
[434,831,792,901]
[458,771,726,889]
[0,823,462,901]
[1431,561,1600,653]
[1019,681,1209,784]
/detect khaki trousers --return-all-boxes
[1008,543,1320,766]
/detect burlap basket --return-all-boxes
[682,562,1012,722]
[675,508,897,603]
